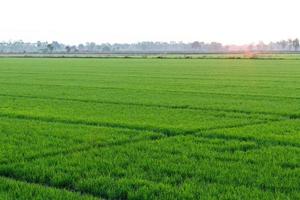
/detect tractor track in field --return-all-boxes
[0,139,299,200]
[0,174,297,200]
[0,111,281,138]
[0,93,299,120]
[1,79,300,93]
[1,58,300,199]
[0,70,300,81]
[0,135,164,166]
[0,176,103,200]
[1,115,299,168]
[0,81,300,100]
[0,165,299,199]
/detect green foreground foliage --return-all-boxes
[0,58,299,199]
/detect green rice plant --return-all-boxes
[0,58,299,199]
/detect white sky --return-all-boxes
[1,0,299,45]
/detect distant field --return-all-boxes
[0,58,299,199]
[1,52,300,59]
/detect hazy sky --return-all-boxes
[1,0,299,45]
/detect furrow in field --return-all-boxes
[0,112,176,135]
[0,134,163,166]
[2,116,297,169]
[0,80,285,91]
[0,175,102,200]
[0,112,279,137]
[0,82,299,100]
[6,122,294,169]
[196,128,300,148]
[1,70,300,81]
[0,93,298,120]
[0,172,297,199]
[0,163,297,198]
[1,59,299,199]
[1,135,299,198]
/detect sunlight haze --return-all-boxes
[1,0,299,44]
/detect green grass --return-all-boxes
[0,58,299,199]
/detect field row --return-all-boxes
[1,113,299,163]
[0,118,299,199]
[0,59,299,97]
[0,58,299,199]
[0,85,299,118]
[0,95,284,135]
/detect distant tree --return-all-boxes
[36,41,43,53]
[65,46,71,53]
[287,39,294,51]
[86,42,96,52]
[256,41,267,51]
[47,44,54,53]
[0,38,299,53]
[51,41,61,50]
[37,41,42,48]
[72,46,79,53]
[210,42,223,52]
[78,44,85,52]
[102,45,111,52]
[277,40,287,51]
[293,38,299,51]
[191,41,201,49]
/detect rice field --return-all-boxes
[0,58,299,199]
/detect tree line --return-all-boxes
[0,39,299,53]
